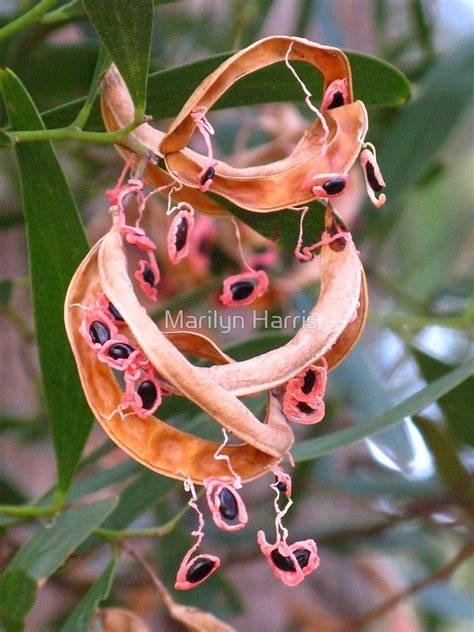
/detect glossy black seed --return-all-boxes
[218,488,238,520]
[108,302,124,322]
[365,161,383,192]
[174,217,188,252]
[89,321,111,346]
[297,401,314,415]
[230,279,256,301]
[327,91,345,109]
[271,549,296,572]
[294,548,311,569]
[322,177,346,196]
[142,265,155,287]
[200,166,215,186]
[108,343,134,360]
[275,477,287,493]
[301,369,316,394]
[137,380,158,410]
[185,557,216,583]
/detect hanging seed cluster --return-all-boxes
[65,36,385,589]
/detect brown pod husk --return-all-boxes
[160,36,367,212]
[100,65,230,218]
[65,222,292,484]
[194,207,365,395]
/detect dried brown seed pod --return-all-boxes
[65,216,292,484]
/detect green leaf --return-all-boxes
[0,68,92,494]
[364,38,474,232]
[0,570,37,632]
[60,556,117,632]
[40,48,410,130]
[413,417,473,495]
[0,279,13,306]
[412,348,474,446]
[209,194,326,251]
[293,357,474,462]
[0,498,117,630]
[81,0,153,117]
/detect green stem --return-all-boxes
[0,0,58,42]
[0,488,64,518]
[8,118,146,145]
[94,505,189,541]
[41,0,83,25]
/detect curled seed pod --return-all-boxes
[199,207,367,396]
[65,228,292,483]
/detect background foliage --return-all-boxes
[0,1,473,631]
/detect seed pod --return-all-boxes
[160,36,367,212]
[64,220,293,484]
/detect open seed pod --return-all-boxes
[100,65,230,218]
[194,207,366,395]
[160,36,368,212]
[65,214,293,484]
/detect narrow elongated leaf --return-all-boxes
[413,348,474,446]
[0,498,117,630]
[40,48,410,129]
[209,193,326,251]
[293,358,474,462]
[364,38,474,231]
[0,69,92,494]
[60,556,117,632]
[414,417,472,494]
[81,0,153,116]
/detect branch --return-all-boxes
[349,539,474,631]
[0,0,58,42]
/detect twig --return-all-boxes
[349,539,474,631]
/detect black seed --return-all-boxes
[137,380,158,410]
[327,91,345,109]
[174,217,188,252]
[275,477,287,493]
[218,488,238,520]
[297,401,314,415]
[89,321,110,346]
[365,161,383,192]
[108,343,134,360]
[108,302,124,322]
[301,369,316,395]
[230,279,256,301]
[200,166,215,186]
[294,548,310,569]
[271,549,296,572]
[185,557,216,583]
[142,265,155,287]
[322,177,346,196]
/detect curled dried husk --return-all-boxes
[100,65,229,218]
[160,36,367,212]
[196,207,366,395]
[65,220,293,484]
